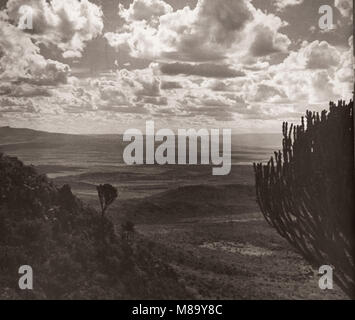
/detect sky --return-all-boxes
[0,0,353,134]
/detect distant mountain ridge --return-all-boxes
[0,126,73,145]
[0,126,282,148]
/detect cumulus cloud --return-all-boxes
[119,0,172,23]
[335,0,352,18]
[0,0,104,90]
[284,40,341,70]
[0,18,70,84]
[105,0,290,64]
[262,39,353,106]
[249,25,290,57]
[6,0,104,58]
[273,0,304,11]
[252,84,288,103]
[202,80,233,92]
[88,67,167,112]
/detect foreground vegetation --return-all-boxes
[0,153,190,299]
[254,100,354,298]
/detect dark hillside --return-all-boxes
[0,153,191,299]
[114,184,258,224]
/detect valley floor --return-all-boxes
[134,212,346,300]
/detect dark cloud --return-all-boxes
[136,77,161,97]
[0,100,37,113]
[203,79,232,92]
[0,82,52,98]
[305,41,341,69]
[99,105,149,114]
[250,26,290,57]
[179,104,234,121]
[253,84,288,102]
[160,81,183,90]
[161,50,225,63]
[198,0,252,44]
[160,63,245,78]
[137,96,168,106]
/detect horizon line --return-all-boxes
[0,125,282,136]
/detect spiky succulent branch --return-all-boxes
[254,100,354,298]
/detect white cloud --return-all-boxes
[284,40,341,70]
[0,0,103,87]
[105,0,291,64]
[264,39,353,105]
[249,25,290,57]
[273,0,304,11]
[0,18,70,84]
[6,0,104,58]
[119,0,172,23]
[335,0,352,18]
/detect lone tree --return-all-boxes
[254,100,354,298]
[96,184,118,217]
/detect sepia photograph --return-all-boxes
[0,0,354,305]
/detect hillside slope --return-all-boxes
[113,184,258,224]
[0,153,191,299]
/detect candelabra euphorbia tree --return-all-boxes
[254,100,354,298]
